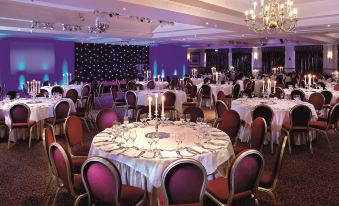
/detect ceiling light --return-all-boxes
[327,24,331,27]
[205,22,209,25]
[122,8,126,11]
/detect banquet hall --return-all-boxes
[0,0,339,206]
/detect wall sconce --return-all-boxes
[187,53,190,62]
[253,52,258,61]
[327,50,333,62]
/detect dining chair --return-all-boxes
[136,105,156,121]
[258,135,288,206]
[203,77,210,84]
[317,82,326,89]
[282,105,312,154]
[163,91,176,117]
[51,86,64,96]
[252,104,274,153]
[231,83,241,99]
[65,115,92,157]
[308,92,325,114]
[110,85,126,109]
[94,82,104,108]
[199,84,213,109]
[333,84,339,91]
[95,109,118,132]
[147,80,155,90]
[65,89,79,105]
[183,106,204,122]
[182,83,198,110]
[6,90,19,100]
[45,100,71,133]
[80,84,91,100]
[213,100,229,127]
[205,149,265,206]
[184,82,193,96]
[127,81,136,91]
[320,90,333,110]
[290,89,306,101]
[125,90,143,119]
[8,103,37,149]
[48,142,87,206]
[71,93,95,131]
[81,157,145,206]
[309,103,339,152]
[269,87,285,99]
[217,109,241,143]
[285,82,295,89]
[160,159,207,206]
[43,80,51,86]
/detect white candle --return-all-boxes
[161,96,165,119]
[155,93,158,116]
[148,96,152,119]
[308,74,311,86]
[158,75,160,82]
[312,75,315,84]
[304,75,307,84]
[262,80,265,93]
[69,73,72,81]
[153,76,155,82]
[274,81,276,93]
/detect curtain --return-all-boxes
[295,45,323,74]
[205,49,229,72]
[262,47,285,74]
[232,48,252,74]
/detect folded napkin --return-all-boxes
[110,148,127,155]
[100,144,119,152]
[204,144,222,150]
[94,141,111,147]
[123,148,142,157]
[142,151,155,159]
[211,132,225,137]
[211,128,220,132]
[93,137,109,143]
[160,150,179,158]
[191,145,209,154]
[210,139,226,145]
[180,149,195,157]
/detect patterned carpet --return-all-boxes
[0,102,338,206]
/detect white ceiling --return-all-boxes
[0,0,338,46]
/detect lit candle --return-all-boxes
[158,75,160,82]
[148,96,152,119]
[262,80,265,93]
[304,75,307,84]
[153,76,155,82]
[274,81,276,93]
[69,73,72,81]
[312,75,315,84]
[161,95,165,119]
[155,93,158,117]
[308,74,311,86]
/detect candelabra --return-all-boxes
[63,73,72,85]
[26,80,41,103]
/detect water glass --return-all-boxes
[129,130,137,146]
[123,130,130,147]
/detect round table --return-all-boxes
[40,84,83,97]
[197,83,233,98]
[89,121,234,205]
[284,88,339,104]
[136,81,169,90]
[180,78,204,85]
[135,89,187,113]
[231,98,317,143]
[0,97,75,141]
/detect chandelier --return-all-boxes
[244,0,298,33]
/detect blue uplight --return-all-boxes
[43,74,49,82]
[174,68,177,76]
[41,63,49,70]
[18,75,25,90]
[182,64,186,76]
[17,60,26,71]
[153,60,158,77]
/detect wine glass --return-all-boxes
[147,136,154,151]
[123,129,130,147]
[196,117,203,126]
[178,135,184,150]
[174,134,181,150]
[153,133,160,153]
[140,114,148,126]
[129,130,137,147]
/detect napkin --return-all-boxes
[180,149,195,157]
[123,148,142,157]
[93,137,109,143]
[100,144,119,152]
[204,144,222,150]
[191,145,209,154]
[211,128,220,132]
[142,151,155,159]
[160,150,179,158]
[94,141,111,147]
[110,148,127,155]
[211,132,225,137]
[210,139,226,145]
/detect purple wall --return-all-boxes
[149,44,188,78]
[0,37,74,92]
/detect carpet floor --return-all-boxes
[0,105,338,206]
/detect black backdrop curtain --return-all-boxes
[262,47,285,74]
[295,45,323,74]
[232,48,252,74]
[205,49,229,72]
[75,43,149,81]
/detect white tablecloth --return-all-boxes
[180,78,204,85]
[88,122,234,191]
[0,97,75,141]
[197,83,233,98]
[284,88,339,104]
[136,81,169,90]
[136,89,187,113]
[231,98,317,143]
[40,85,83,97]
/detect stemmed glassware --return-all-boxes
[140,113,148,127]
[123,129,130,147]
[129,130,137,147]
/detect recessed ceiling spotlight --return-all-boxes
[17,28,21,31]
[241,34,245,37]
[327,24,331,27]
[205,22,209,25]
[122,8,126,11]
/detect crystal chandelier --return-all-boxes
[244,0,298,33]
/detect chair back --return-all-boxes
[320,90,333,105]
[269,135,288,189]
[290,89,305,101]
[6,91,19,100]
[65,115,84,146]
[190,85,198,99]
[308,92,325,111]
[164,91,176,109]
[65,89,79,104]
[135,83,144,91]
[9,103,30,124]
[270,87,285,99]
[97,83,104,97]
[227,149,264,205]
[217,110,241,139]
[136,106,155,121]
[215,100,228,119]
[96,109,117,132]
[43,81,51,86]
[183,107,204,122]
[161,159,207,206]
[201,84,211,97]
[243,79,251,90]
[328,103,339,125]
[203,77,210,84]
[43,125,56,166]
[147,81,155,90]
[183,77,190,85]
[49,142,75,194]
[232,84,241,99]
[51,86,64,96]
[250,117,267,151]
[84,94,94,115]
[81,84,91,98]
[289,105,312,127]
[110,85,119,101]
[185,83,193,95]
[127,81,136,90]
[252,104,273,127]
[54,100,71,119]
[125,91,137,108]
[333,84,339,91]
[169,79,179,89]
[285,82,295,89]
[317,82,326,89]
[81,157,121,205]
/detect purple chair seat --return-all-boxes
[259,170,274,188]
[206,177,253,203]
[282,122,308,132]
[12,120,36,128]
[309,121,328,130]
[73,174,86,194]
[71,142,91,156]
[45,117,66,124]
